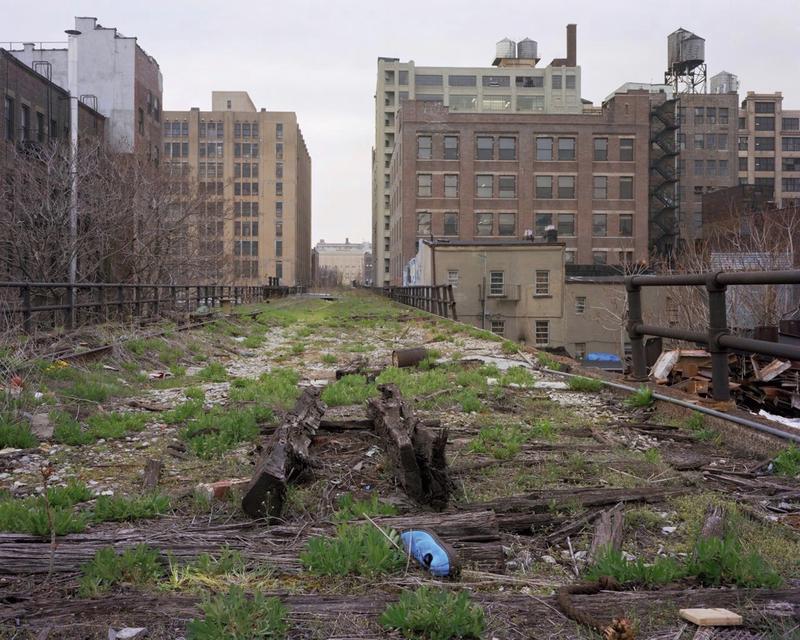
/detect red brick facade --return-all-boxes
[389,96,652,284]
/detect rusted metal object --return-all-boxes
[392,347,428,368]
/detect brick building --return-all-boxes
[163,92,312,286]
[388,94,652,284]
[9,17,162,157]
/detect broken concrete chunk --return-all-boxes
[108,628,148,640]
[29,414,53,440]
[197,478,250,501]
[679,608,742,626]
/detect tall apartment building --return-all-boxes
[374,25,583,286]
[389,94,652,284]
[163,92,311,286]
[738,92,800,208]
[9,17,162,156]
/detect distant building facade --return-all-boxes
[163,92,312,286]
[9,17,162,156]
[389,94,651,284]
[312,239,372,286]
[374,25,583,286]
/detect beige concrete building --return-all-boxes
[374,25,583,286]
[312,239,372,286]
[738,92,800,208]
[163,92,311,286]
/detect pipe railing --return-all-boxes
[0,280,306,332]
[380,285,457,320]
[626,269,800,401]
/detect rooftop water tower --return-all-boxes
[665,27,706,93]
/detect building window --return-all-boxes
[755,137,775,151]
[707,159,717,176]
[783,118,800,131]
[592,251,607,265]
[739,157,748,171]
[718,134,728,150]
[444,174,459,197]
[476,174,493,198]
[593,176,608,199]
[444,135,459,159]
[619,214,633,237]
[783,178,800,193]
[481,95,511,111]
[552,75,562,89]
[783,137,800,152]
[416,74,443,86]
[592,213,607,237]
[557,213,575,236]
[535,270,549,295]
[448,74,476,86]
[594,138,608,161]
[36,112,44,142]
[566,75,576,89]
[417,135,432,159]
[4,97,15,141]
[574,342,587,358]
[490,319,505,336]
[498,213,516,236]
[619,139,634,161]
[755,157,775,172]
[755,101,775,113]
[517,95,544,112]
[276,123,283,139]
[138,108,144,135]
[476,136,494,160]
[719,108,729,124]
[20,105,30,140]
[783,158,800,172]
[535,213,553,235]
[276,143,283,159]
[398,70,408,85]
[498,136,516,160]
[476,213,493,236]
[447,269,459,287]
[535,175,553,199]
[694,106,704,124]
[450,95,477,111]
[276,201,283,217]
[276,182,283,196]
[693,134,704,150]
[558,137,576,160]
[515,75,543,88]
[275,163,283,178]
[557,175,575,199]
[498,175,516,198]
[575,297,586,314]
[694,159,704,176]
[416,212,431,235]
[534,320,549,346]
[565,251,575,264]
[619,176,634,199]
[443,213,459,236]
[536,137,553,161]
[489,271,505,296]
[417,173,432,196]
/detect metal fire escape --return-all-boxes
[649,97,680,257]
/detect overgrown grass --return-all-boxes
[773,444,800,478]
[458,390,481,413]
[0,481,95,536]
[321,375,377,407]
[501,340,518,355]
[92,494,171,523]
[333,494,398,522]
[469,423,525,460]
[321,353,337,365]
[79,544,163,597]
[625,385,654,408]
[241,335,264,349]
[162,398,206,425]
[375,367,449,399]
[0,414,38,448]
[685,412,720,443]
[228,368,300,409]
[195,362,228,382]
[537,353,562,371]
[380,587,485,640]
[182,406,271,458]
[300,523,404,576]
[501,366,535,387]
[86,411,148,440]
[568,376,604,392]
[585,546,684,586]
[187,586,288,640]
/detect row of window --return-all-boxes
[416,135,634,162]
[692,159,730,177]
[3,97,55,143]
[487,317,551,345]
[163,120,284,139]
[233,122,259,138]
[415,211,634,238]
[682,133,729,150]
[234,182,259,196]
[234,162,259,178]
[685,106,731,126]
[164,120,189,137]
[234,221,259,237]
[738,136,800,152]
[412,73,575,90]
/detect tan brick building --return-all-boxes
[738,92,800,208]
[163,92,311,286]
[388,94,652,284]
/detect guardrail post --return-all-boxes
[21,285,32,333]
[707,272,731,402]
[97,286,106,323]
[116,285,124,319]
[133,285,141,318]
[625,277,648,382]
[153,286,160,317]
[65,285,74,330]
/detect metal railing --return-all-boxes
[626,269,800,401]
[0,281,306,332]
[381,285,457,320]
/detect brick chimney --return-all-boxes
[566,24,577,66]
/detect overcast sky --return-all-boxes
[5,0,799,245]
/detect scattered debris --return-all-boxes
[679,608,742,626]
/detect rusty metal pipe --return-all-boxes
[392,347,428,368]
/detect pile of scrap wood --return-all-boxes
[650,348,799,416]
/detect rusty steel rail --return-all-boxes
[381,285,457,320]
[626,269,800,401]
[0,280,306,332]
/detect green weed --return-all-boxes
[79,545,163,597]
[586,547,684,586]
[321,353,337,365]
[773,444,800,478]
[85,411,148,440]
[501,340,518,355]
[196,362,228,382]
[568,376,604,392]
[0,414,38,448]
[458,390,481,413]
[333,494,398,522]
[625,385,654,408]
[685,412,720,443]
[242,335,264,349]
[380,587,485,640]
[182,406,270,458]
[537,353,562,371]
[501,366,535,387]
[290,342,305,355]
[321,375,377,407]
[186,586,288,640]
[228,369,300,409]
[92,494,171,523]
[300,523,404,577]
[162,399,205,425]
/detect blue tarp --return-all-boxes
[586,352,621,362]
